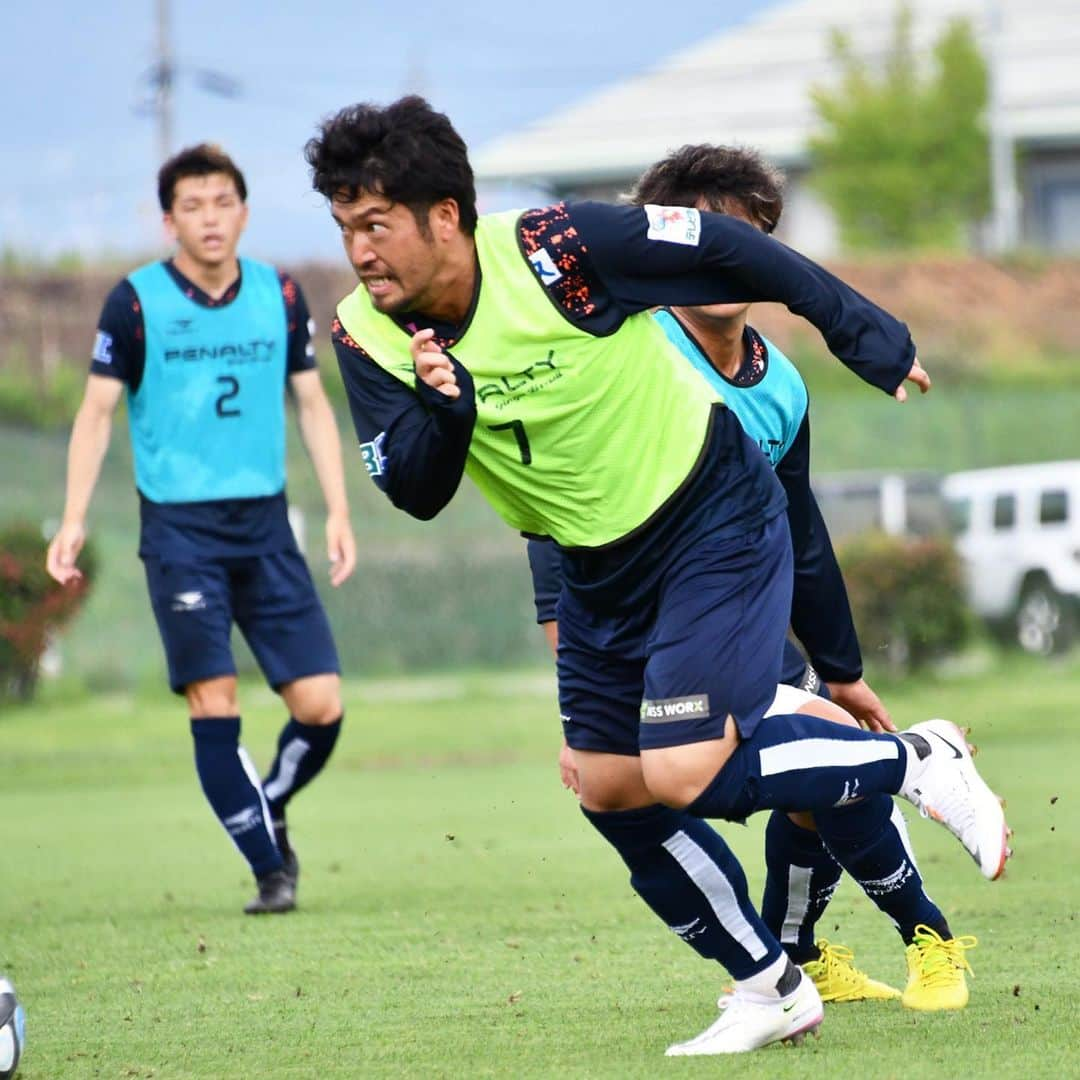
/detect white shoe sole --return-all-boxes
[665,994,824,1055]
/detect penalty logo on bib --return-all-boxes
[644,204,701,246]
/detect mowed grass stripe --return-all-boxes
[1,656,1077,1077]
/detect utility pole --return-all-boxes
[156,0,174,162]
[136,0,240,161]
[987,0,1020,252]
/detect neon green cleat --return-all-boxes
[902,925,977,1011]
[802,939,901,1003]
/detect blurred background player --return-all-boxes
[310,97,1007,1055]
[526,143,978,1011]
[45,144,356,915]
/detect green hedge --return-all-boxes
[0,366,86,429]
[318,549,542,675]
[838,531,973,672]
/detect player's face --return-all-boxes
[687,200,760,322]
[331,191,449,314]
[164,173,248,268]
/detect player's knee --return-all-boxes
[641,770,705,810]
[580,785,651,813]
[640,737,737,810]
[185,677,239,718]
[576,751,653,812]
[282,673,342,726]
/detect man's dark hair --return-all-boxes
[305,95,478,235]
[157,143,247,212]
[630,145,785,234]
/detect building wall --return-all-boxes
[772,170,839,257]
[526,144,1080,257]
[1023,148,1080,253]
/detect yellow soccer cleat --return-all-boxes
[802,939,901,1003]
[901,925,977,1011]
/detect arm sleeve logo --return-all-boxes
[359,431,388,477]
[92,330,114,364]
[528,247,563,284]
[644,205,702,246]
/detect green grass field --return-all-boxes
[2,653,1077,1078]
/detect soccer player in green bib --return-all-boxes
[527,143,981,1013]
[47,145,355,915]
[308,97,1010,1055]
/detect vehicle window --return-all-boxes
[1039,489,1068,525]
[946,496,971,535]
[993,493,1016,530]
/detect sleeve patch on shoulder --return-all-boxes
[359,431,388,478]
[644,205,701,246]
[528,247,563,285]
[91,330,113,364]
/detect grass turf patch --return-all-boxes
[1,656,1077,1077]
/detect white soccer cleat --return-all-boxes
[664,968,824,1056]
[898,718,1011,880]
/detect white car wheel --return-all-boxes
[1016,583,1070,655]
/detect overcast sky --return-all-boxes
[3,0,778,264]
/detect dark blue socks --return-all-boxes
[191,717,282,878]
[687,712,909,821]
[816,795,949,944]
[262,715,343,822]
[685,712,947,950]
[761,811,842,964]
[583,804,783,980]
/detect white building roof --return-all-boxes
[474,0,1080,185]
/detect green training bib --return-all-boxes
[337,210,718,547]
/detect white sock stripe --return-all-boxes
[759,737,899,777]
[237,745,277,847]
[889,802,919,870]
[262,738,311,803]
[781,865,813,944]
[889,802,936,906]
[662,830,770,962]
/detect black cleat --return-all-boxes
[243,869,296,915]
[273,819,300,891]
[281,846,300,891]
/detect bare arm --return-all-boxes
[45,375,125,584]
[290,369,356,587]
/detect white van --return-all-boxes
[942,461,1080,654]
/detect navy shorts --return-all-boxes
[558,513,794,755]
[143,547,340,694]
[526,538,561,624]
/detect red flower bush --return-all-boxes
[0,523,97,702]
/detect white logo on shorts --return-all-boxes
[640,694,711,722]
[171,591,206,612]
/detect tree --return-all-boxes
[809,5,990,251]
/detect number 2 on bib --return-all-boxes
[215,375,242,417]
